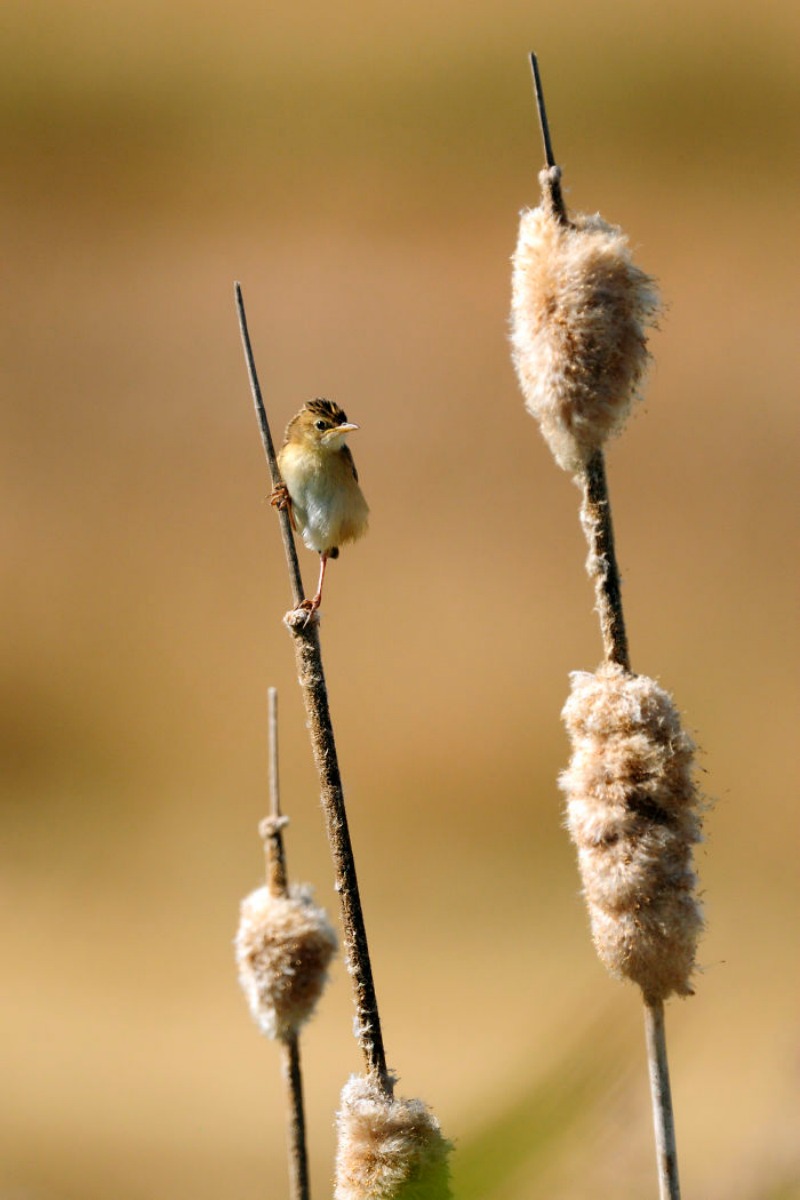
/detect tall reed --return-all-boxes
[235,285,452,1199]
[510,54,705,1200]
[235,688,338,1200]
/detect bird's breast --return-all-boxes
[278,444,369,554]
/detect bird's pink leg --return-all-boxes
[301,553,328,625]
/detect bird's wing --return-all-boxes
[340,443,359,482]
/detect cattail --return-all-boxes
[510,189,660,473]
[560,663,703,1002]
[334,1074,452,1200]
[235,882,337,1039]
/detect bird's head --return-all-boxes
[285,398,359,454]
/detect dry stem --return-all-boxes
[234,284,304,611]
[262,687,311,1200]
[530,57,629,670]
[280,1037,311,1200]
[579,449,630,670]
[285,619,389,1085]
[236,284,389,1090]
[528,58,680,1199]
[529,53,569,226]
[644,1000,682,1200]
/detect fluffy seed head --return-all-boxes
[235,883,337,1039]
[560,664,703,1002]
[511,200,660,472]
[334,1074,452,1200]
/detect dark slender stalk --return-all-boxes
[579,450,631,671]
[260,688,310,1200]
[529,51,569,225]
[262,687,288,897]
[236,285,390,1090]
[527,60,679,1198]
[528,71,627,670]
[235,282,305,610]
[528,62,626,667]
[285,617,389,1085]
[644,1000,682,1200]
[281,1037,311,1200]
[529,51,557,169]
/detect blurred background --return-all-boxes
[2,1,798,1197]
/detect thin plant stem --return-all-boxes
[530,68,630,673]
[236,285,390,1091]
[529,60,628,667]
[280,1036,311,1200]
[528,58,679,1199]
[286,624,389,1086]
[260,687,310,1200]
[579,449,631,671]
[644,1000,682,1200]
[263,687,289,898]
[529,51,557,170]
[235,283,305,610]
[529,51,569,226]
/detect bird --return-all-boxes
[271,398,369,618]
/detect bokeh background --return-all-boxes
[2,1,798,1197]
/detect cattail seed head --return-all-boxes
[235,883,337,1039]
[334,1074,452,1200]
[511,196,660,473]
[560,664,703,1002]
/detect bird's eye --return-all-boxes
[314,419,327,431]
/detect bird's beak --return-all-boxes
[324,422,359,443]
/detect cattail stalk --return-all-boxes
[512,55,700,1200]
[236,687,340,1199]
[235,283,389,1090]
[265,688,311,1200]
[645,1000,681,1200]
[235,686,339,1198]
[580,450,630,670]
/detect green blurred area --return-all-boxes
[2,2,798,1198]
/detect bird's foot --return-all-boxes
[299,594,322,627]
[269,481,289,509]
[270,482,297,531]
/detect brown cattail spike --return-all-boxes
[560,664,704,1003]
[334,1074,452,1200]
[511,203,660,473]
[235,883,338,1039]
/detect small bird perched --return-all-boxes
[271,398,369,618]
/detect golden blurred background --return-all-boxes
[2,1,798,1196]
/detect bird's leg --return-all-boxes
[314,551,329,606]
[301,552,329,626]
[270,481,297,531]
